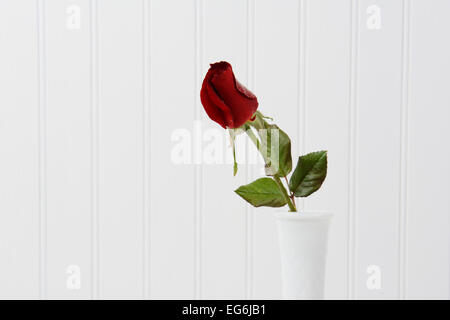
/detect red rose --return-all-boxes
[200,61,258,129]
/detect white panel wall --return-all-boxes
[355,0,403,299]
[0,0,449,299]
[306,0,351,299]
[0,0,40,299]
[253,0,299,299]
[202,0,249,299]
[149,0,196,299]
[45,0,92,299]
[97,0,144,299]
[407,0,450,299]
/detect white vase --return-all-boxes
[275,211,332,300]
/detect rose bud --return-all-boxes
[200,61,258,129]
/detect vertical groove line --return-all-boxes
[302,0,308,210]
[37,0,47,300]
[199,0,205,300]
[346,0,353,300]
[142,0,151,300]
[297,0,307,211]
[90,0,100,300]
[399,0,411,300]
[296,0,301,157]
[347,0,359,300]
[194,0,198,300]
[245,0,255,300]
[194,0,204,299]
[245,0,249,300]
[301,0,307,157]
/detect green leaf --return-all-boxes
[247,113,292,177]
[289,150,328,197]
[235,178,288,208]
[259,124,292,177]
[254,110,273,121]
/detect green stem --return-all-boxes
[244,124,297,212]
[273,176,297,212]
[284,176,297,210]
[244,124,260,150]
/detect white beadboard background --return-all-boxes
[0,0,449,299]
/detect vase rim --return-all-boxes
[274,210,332,221]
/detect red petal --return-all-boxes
[200,61,259,129]
[205,83,234,128]
[200,70,227,128]
[210,63,258,128]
